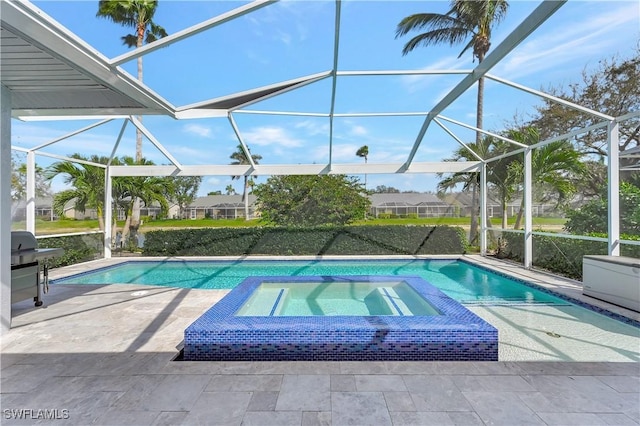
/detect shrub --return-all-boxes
[499,232,640,280]
[37,234,103,268]
[143,225,468,257]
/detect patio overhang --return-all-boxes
[0,0,175,119]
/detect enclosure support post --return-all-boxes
[480,163,487,256]
[523,148,533,269]
[26,151,36,234]
[607,120,620,256]
[1,85,12,333]
[104,167,112,259]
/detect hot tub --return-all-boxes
[183,275,498,361]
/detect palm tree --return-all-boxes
[506,128,586,229]
[97,0,168,229]
[397,1,508,242]
[45,155,169,247]
[356,145,369,188]
[44,155,110,231]
[225,185,236,195]
[396,0,509,145]
[112,156,168,242]
[229,144,262,219]
[437,138,492,244]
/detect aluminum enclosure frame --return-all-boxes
[1,0,631,333]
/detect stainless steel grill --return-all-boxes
[11,231,64,307]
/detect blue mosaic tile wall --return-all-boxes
[184,275,498,361]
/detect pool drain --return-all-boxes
[546,331,561,338]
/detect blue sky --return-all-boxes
[12,0,640,195]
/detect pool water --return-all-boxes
[235,280,441,316]
[52,259,566,305]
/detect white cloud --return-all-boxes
[242,126,302,148]
[184,124,213,138]
[493,3,639,80]
[350,125,368,136]
[400,56,470,94]
[294,120,329,136]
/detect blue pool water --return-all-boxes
[52,259,567,305]
[235,280,442,316]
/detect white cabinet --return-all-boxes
[583,255,640,312]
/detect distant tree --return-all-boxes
[167,176,202,219]
[532,50,639,177]
[356,145,369,188]
[254,175,370,226]
[356,145,369,163]
[207,190,222,196]
[225,185,236,195]
[11,153,51,202]
[97,0,168,229]
[396,0,509,148]
[564,181,640,236]
[229,144,262,219]
[373,185,400,193]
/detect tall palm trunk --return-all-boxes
[243,176,249,219]
[469,181,479,244]
[131,27,144,232]
[470,50,485,245]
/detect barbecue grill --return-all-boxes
[11,231,64,306]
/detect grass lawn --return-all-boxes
[15,216,568,236]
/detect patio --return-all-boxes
[1,256,638,425]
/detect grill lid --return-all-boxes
[11,231,38,252]
[11,231,64,266]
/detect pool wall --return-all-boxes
[184,275,498,361]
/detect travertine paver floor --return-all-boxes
[1,256,638,425]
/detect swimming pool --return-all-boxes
[51,257,640,361]
[51,258,567,305]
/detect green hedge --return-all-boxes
[142,225,468,257]
[500,232,640,280]
[37,234,104,268]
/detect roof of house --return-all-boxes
[369,193,448,207]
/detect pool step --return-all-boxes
[378,287,413,316]
[237,288,289,316]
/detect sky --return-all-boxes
[11,0,640,196]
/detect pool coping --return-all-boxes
[183,275,498,361]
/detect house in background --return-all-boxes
[368,193,454,218]
[441,192,565,219]
[187,195,258,220]
[12,191,568,224]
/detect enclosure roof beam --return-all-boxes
[128,116,182,169]
[403,0,566,170]
[437,115,528,148]
[486,74,614,121]
[109,0,277,67]
[327,0,343,169]
[30,119,114,151]
[108,161,481,177]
